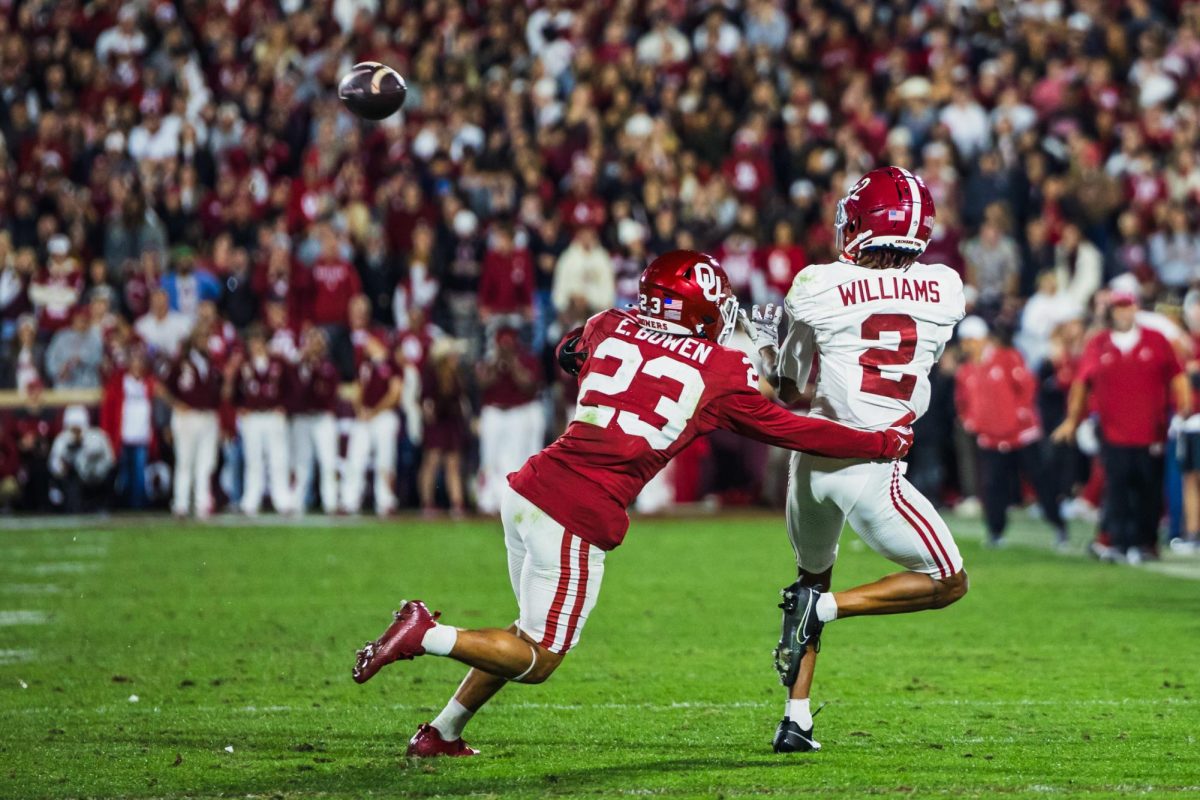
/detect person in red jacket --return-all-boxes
[99,346,157,509]
[956,316,1067,547]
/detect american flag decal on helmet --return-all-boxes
[888,209,905,221]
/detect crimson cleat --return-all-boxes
[406,723,479,758]
[352,600,439,684]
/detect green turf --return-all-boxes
[1,511,1198,800]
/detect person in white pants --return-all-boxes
[164,332,223,518]
[231,325,292,515]
[289,328,341,513]
[342,336,402,515]
[475,328,544,513]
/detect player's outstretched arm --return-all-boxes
[713,391,912,460]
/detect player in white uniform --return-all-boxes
[750,167,968,753]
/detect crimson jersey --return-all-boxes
[235,355,288,411]
[509,309,892,550]
[289,358,341,414]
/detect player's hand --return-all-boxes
[739,304,782,352]
[881,425,914,459]
[1050,419,1077,444]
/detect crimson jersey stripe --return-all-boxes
[539,534,574,649]
[892,466,956,575]
[558,539,590,652]
[889,465,947,578]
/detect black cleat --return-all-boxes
[773,717,821,753]
[773,581,824,687]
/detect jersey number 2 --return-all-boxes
[577,339,704,450]
[859,313,917,400]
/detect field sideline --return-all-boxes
[1,510,1198,800]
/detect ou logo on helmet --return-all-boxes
[693,263,725,302]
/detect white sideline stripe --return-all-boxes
[0,610,50,625]
[0,584,63,595]
[14,697,1195,717]
[0,648,35,664]
[2,546,109,559]
[8,562,96,575]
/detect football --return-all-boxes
[337,61,407,120]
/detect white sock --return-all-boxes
[430,698,473,741]
[420,623,458,656]
[815,592,838,623]
[787,698,813,729]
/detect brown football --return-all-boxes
[338,62,407,121]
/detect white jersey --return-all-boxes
[779,259,965,431]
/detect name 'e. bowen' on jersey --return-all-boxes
[838,275,942,306]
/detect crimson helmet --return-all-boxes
[637,250,738,344]
[835,166,936,263]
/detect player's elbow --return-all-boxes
[933,569,968,609]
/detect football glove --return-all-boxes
[881,426,913,459]
[556,327,587,376]
[739,303,783,351]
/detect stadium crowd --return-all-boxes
[1,0,1199,557]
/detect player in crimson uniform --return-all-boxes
[289,328,341,514]
[756,167,968,753]
[162,330,224,518]
[231,324,292,515]
[342,335,401,515]
[350,251,914,756]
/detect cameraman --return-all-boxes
[48,405,115,513]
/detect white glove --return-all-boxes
[739,303,783,351]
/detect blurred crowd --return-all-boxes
[1,0,1200,551]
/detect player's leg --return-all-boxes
[418,448,442,511]
[194,413,219,519]
[977,447,1011,545]
[832,462,967,618]
[1021,442,1067,544]
[170,411,194,516]
[444,451,465,514]
[265,412,292,514]
[340,420,370,513]
[290,415,315,513]
[476,406,501,513]
[240,414,265,515]
[776,452,846,753]
[420,490,545,750]
[358,487,605,753]
[313,413,340,514]
[371,411,398,515]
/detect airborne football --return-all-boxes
[3,2,1199,799]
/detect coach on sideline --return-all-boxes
[1051,289,1191,563]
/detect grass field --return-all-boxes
[1,510,1198,800]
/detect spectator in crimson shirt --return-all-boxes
[955,316,1066,547]
[384,181,438,256]
[478,222,534,325]
[756,220,807,303]
[1052,291,1192,562]
[308,226,361,327]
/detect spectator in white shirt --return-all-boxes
[1053,223,1104,310]
[95,6,146,64]
[939,85,991,160]
[135,289,192,359]
[1149,204,1200,289]
[636,15,691,65]
[551,227,616,316]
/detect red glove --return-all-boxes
[881,425,914,459]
